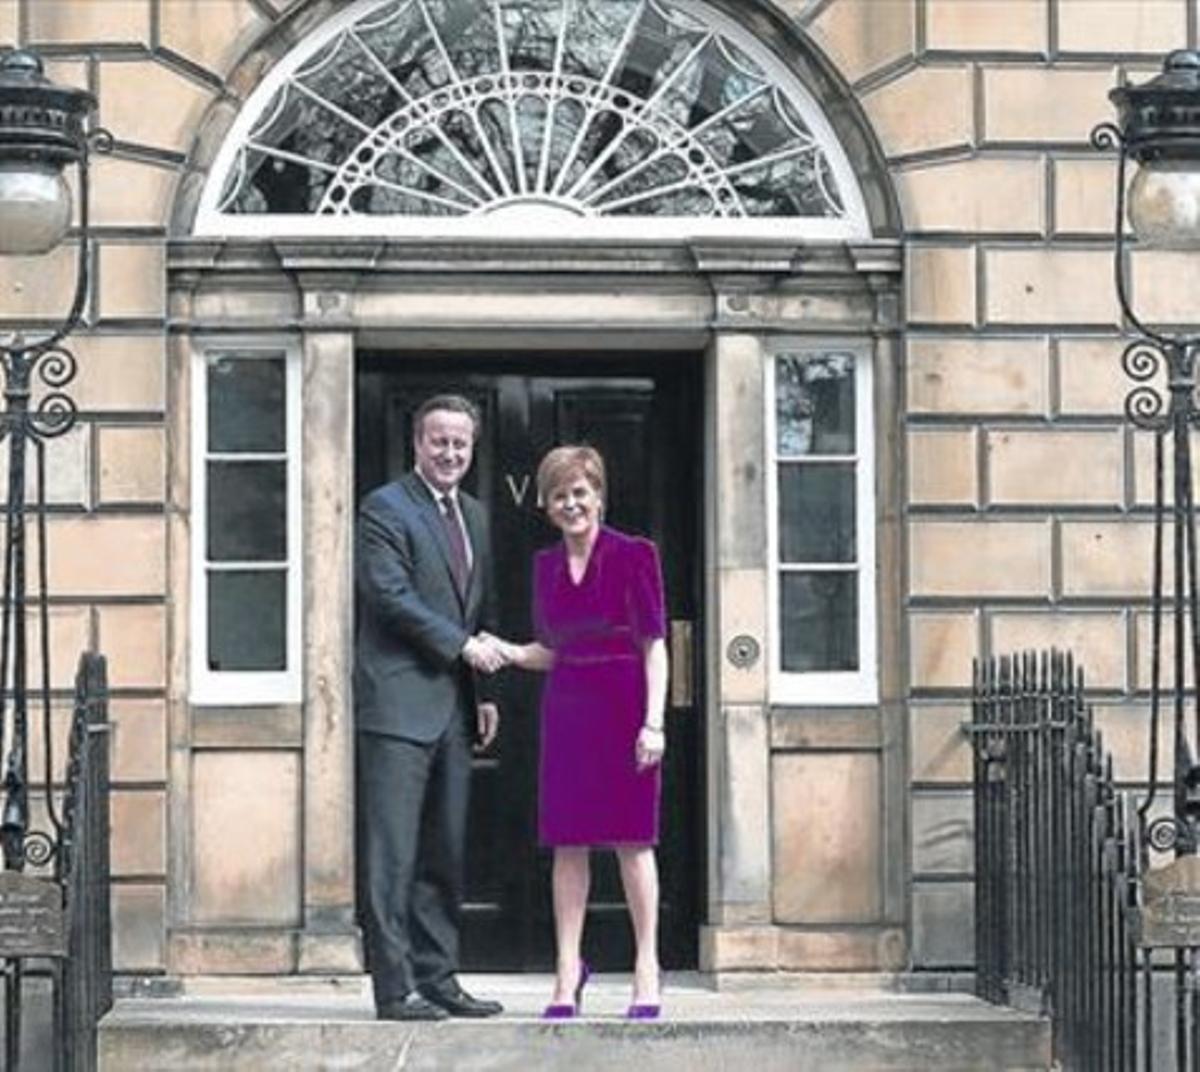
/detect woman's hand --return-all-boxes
[491,638,554,672]
[474,632,526,669]
[635,724,665,770]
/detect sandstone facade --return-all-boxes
[0,0,1183,978]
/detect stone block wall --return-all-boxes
[0,0,280,978]
[1,0,1194,982]
[791,0,1197,970]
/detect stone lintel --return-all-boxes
[165,239,900,340]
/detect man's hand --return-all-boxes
[463,634,507,673]
[487,634,526,668]
[475,702,500,752]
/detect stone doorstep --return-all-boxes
[98,973,1052,1071]
[113,970,977,999]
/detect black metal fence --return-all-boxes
[1,652,111,1072]
[969,649,1200,1071]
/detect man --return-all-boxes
[355,394,507,1021]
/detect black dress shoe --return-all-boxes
[418,977,503,1018]
[376,993,450,1021]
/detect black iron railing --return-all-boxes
[59,652,113,1072]
[1,651,111,1072]
[968,649,1196,1071]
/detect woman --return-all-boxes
[501,445,668,1020]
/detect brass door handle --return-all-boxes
[669,619,694,709]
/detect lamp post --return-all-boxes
[0,49,103,872]
[1092,50,1200,862]
[0,47,110,1072]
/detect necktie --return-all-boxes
[439,494,470,596]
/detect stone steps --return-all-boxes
[98,974,1051,1071]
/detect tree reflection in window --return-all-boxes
[774,350,862,676]
[776,351,855,457]
[216,0,848,222]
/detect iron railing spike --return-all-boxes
[971,647,1199,1069]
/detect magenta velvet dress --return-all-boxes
[533,526,667,847]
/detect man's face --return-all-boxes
[414,409,476,493]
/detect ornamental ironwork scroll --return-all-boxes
[204,0,861,227]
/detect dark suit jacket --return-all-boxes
[354,471,493,743]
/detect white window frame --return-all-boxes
[192,0,870,242]
[765,340,877,706]
[190,339,303,705]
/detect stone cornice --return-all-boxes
[166,237,903,280]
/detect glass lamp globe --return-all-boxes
[0,160,73,256]
[1128,158,1200,249]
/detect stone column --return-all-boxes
[297,284,361,972]
[699,315,777,971]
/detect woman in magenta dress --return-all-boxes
[504,445,668,1019]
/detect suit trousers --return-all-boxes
[357,716,470,1006]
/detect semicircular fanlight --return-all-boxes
[204,0,865,233]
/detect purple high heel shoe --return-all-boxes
[625,1002,661,1020]
[542,960,591,1019]
[626,972,661,1019]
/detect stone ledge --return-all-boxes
[166,237,904,278]
[98,977,1050,1072]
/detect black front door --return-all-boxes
[356,352,704,970]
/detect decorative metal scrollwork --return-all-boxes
[28,345,79,439]
[89,127,114,154]
[1089,121,1124,153]
[1121,339,1169,431]
[23,829,57,868]
[32,392,78,438]
[36,345,77,390]
[1123,338,1164,383]
[1146,814,1195,854]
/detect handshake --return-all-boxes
[462,631,523,674]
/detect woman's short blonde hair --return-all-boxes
[536,445,606,505]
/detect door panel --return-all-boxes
[356,353,703,969]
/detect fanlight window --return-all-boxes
[197,0,868,237]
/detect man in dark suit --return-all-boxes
[355,394,507,1021]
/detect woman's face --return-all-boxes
[546,473,602,539]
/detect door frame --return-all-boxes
[354,352,708,969]
[164,237,903,975]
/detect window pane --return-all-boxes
[208,571,286,671]
[208,357,285,453]
[779,463,856,563]
[780,571,858,673]
[776,352,855,456]
[207,461,286,561]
